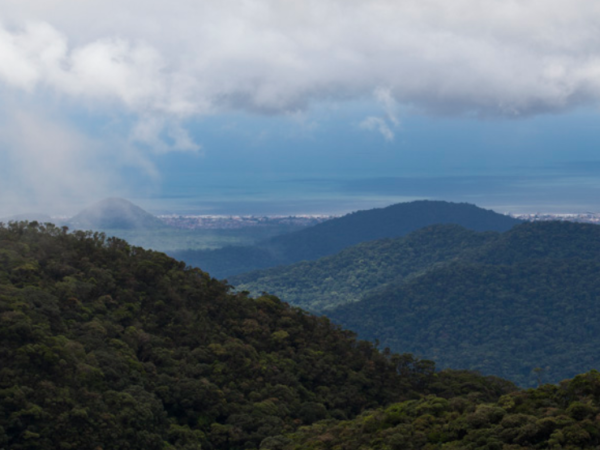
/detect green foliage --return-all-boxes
[232,225,497,311]
[283,370,600,450]
[327,221,600,386]
[0,221,506,449]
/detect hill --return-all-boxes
[231,225,498,312]
[0,221,515,449]
[282,370,600,450]
[68,197,168,230]
[326,221,600,386]
[174,200,521,279]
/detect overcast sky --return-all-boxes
[2,0,600,215]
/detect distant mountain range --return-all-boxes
[239,220,600,386]
[174,200,521,278]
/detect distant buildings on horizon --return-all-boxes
[46,210,600,231]
[509,212,600,225]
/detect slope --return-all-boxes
[0,221,514,450]
[231,225,498,312]
[175,200,521,279]
[68,197,168,230]
[327,221,600,386]
[283,370,600,450]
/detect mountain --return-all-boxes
[0,221,514,449]
[326,221,600,386]
[68,197,168,230]
[174,200,521,279]
[231,225,499,312]
[284,370,600,450]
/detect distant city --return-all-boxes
[156,214,339,230]
[42,211,600,230]
[509,212,600,225]
[157,212,600,230]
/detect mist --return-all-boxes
[2,0,600,213]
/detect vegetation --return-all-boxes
[230,220,600,386]
[231,225,497,311]
[0,221,514,449]
[326,221,600,386]
[283,370,600,450]
[178,201,521,279]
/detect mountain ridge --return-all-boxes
[174,200,521,278]
[325,221,600,386]
[231,224,499,311]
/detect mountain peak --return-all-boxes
[69,198,167,230]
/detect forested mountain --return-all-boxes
[0,221,515,450]
[231,225,498,311]
[174,201,521,279]
[325,221,600,386]
[68,197,168,230]
[284,370,600,450]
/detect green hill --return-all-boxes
[175,200,521,279]
[68,197,168,230]
[326,221,600,386]
[282,370,600,450]
[0,221,515,450]
[231,225,498,312]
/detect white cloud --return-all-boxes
[3,0,600,211]
[361,87,400,141]
[374,88,399,126]
[0,107,116,214]
[360,116,395,142]
[3,0,600,118]
[130,116,201,154]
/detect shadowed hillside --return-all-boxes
[325,221,600,386]
[175,200,521,278]
[231,225,498,311]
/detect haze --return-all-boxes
[1,0,600,216]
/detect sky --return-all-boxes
[1,0,600,216]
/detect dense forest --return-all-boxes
[232,221,600,386]
[0,221,516,450]
[173,200,521,279]
[285,370,600,450]
[324,221,600,386]
[231,225,498,311]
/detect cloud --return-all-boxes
[360,116,395,142]
[374,88,399,127]
[3,0,600,211]
[0,107,116,214]
[130,117,201,154]
[3,0,600,118]
[360,87,400,141]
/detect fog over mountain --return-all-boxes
[68,198,168,230]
